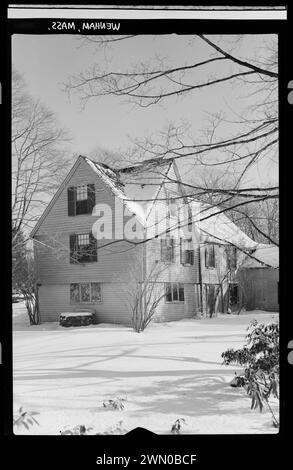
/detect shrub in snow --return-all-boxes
[171,418,186,434]
[13,407,39,430]
[96,421,128,435]
[222,320,279,428]
[60,424,93,435]
[103,397,126,410]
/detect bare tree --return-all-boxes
[12,69,71,323]
[64,34,278,245]
[12,69,70,241]
[119,255,168,332]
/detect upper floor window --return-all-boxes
[68,184,95,216]
[69,232,97,264]
[165,282,185,303]
[226,245,237,271]
[205,244,216,268]
[161,237,175,263]
[76,185,88,201]
[180,238,194,266]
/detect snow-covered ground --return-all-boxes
[13,302,279,435]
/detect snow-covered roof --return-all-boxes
[84,157,172,225]
[85,158,259,250]
[31,154,261,249]
[84,157,148,225]
[190,202,257,249]
[240,244,279,269]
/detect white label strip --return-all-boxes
[7,8,287,20]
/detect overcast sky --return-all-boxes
[12,34,278,186]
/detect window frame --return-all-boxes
[180,238,194,266]
[165,282,185,303]
[70,282,102,304]
[228,282,239,306]
[161,237,175,263]
[205,244,216,269]
[68,184,96,216]
[226,245,237,271]
[69,232,98,264]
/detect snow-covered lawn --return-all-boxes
[13,303,279,435]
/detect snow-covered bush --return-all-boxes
[222,320,279,427]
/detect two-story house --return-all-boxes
[31,155,259,324]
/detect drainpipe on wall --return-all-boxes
[198,245,203,316]
[142,227,147,317]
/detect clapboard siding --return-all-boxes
[33,157,144,284]
[38,283,132,324]
[201,244,247,284]
[236,268,279,311]
[153,283,198,322]
[145,238,200,284]
[34,235,142,284]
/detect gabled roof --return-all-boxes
[240,244,279,268]
[30,155,172,237]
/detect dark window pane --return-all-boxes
[76,199,89,215]
[173,283,178,301]
[70,283,80,303]
[165,283,172,302]
[179,284,185,301]
[229,284,238,305]
[80,283,90,302]
[91,283,101,302]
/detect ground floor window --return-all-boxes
[229,283,239,305]
[70,282,102,303]
[205,284,218,315]
[165,282,185,302]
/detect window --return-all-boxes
[70,282,102,303]
[205,284,217,315]
[226,245,237,271]
[76,185,88,201]
[78,233,90,246]
[68,184,95,216]
[165,283,185,302]
[161,237,175,263]
[205,244,216,268]
[229,283,239,306]
[180,238,194,266]
[69,232,97,263]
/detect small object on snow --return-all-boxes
[60,424,93,435]
[171,418,186,434]
[102,397,126,410]
[227,308,232,315]
[96,420,128,435]
[230,374,245,388]
[59,311,93,327]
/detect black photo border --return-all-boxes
[1,2,292,468]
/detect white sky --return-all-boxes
[12,34,278,186]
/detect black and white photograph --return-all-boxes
[10,5,283,438]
